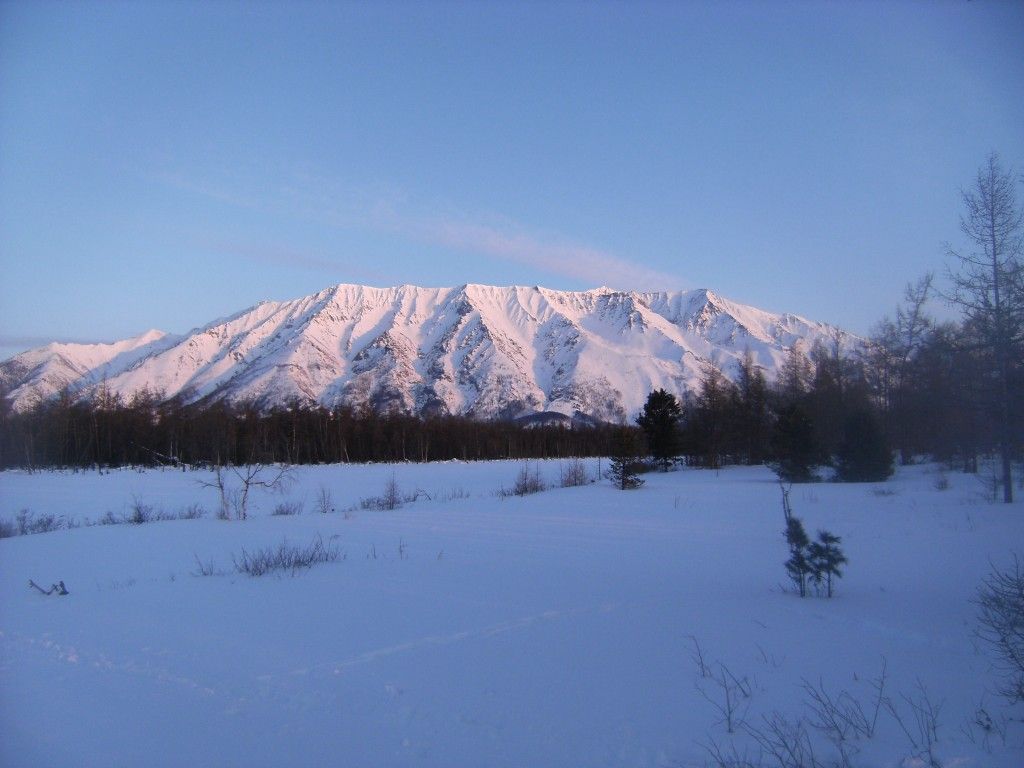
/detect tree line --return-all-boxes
[0,285,1016,484]
[632,305,1019,486]
[0,391,624,470]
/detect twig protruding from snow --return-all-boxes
[28,579,68,596]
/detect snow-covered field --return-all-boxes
[1,460,1021,767]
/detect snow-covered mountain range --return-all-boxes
[1,284,853,421]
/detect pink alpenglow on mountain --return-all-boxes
[0,284,853,419]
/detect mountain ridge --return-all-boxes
[1,283,854,420]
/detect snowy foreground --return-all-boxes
[1,461,1021,767]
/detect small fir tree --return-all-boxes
[607,428,644,490]
[781,483,811,597]
[784,515,812,598]
[779,484,846,598]
[807,530,847,598]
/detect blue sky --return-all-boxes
[1,0,1022,359]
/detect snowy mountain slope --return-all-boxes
[0,284,856,418]
[0,330,176,410]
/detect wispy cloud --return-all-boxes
[414,217,682,290]
[153,170,265,212]
[155,165,685,291]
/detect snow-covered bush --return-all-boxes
[380,475,403,510]
[559,458,590,487]
[360,476,411,510]
[314,486,334,514]
[96,503,205,526]
[231,536,340,577]
[976,555,1024,703]
[14,510,75,536]
[498,463,547,497]
[128,497,155,524]
[178,504,206,520]
[272,500,303,516]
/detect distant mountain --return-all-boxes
[0,284,854,420]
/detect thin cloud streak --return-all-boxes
[158,167,685,291]
[417,217,684,291]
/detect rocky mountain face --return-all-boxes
[1,284,853,421]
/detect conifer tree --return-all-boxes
[776,343,813,405]
[808,530,847,598]
[780,482,811,597]
[784,515,812,598]
[835,408,894,482]
[636,388,681,471]
[681,360,735,468]
[770,403,819,483]
[607,427,644,490]
[732,350,771,464]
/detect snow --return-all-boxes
[1,461,1021,767]
[1,284,856,417]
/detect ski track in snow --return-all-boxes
[309,603,615,677]
[2,595,620,711]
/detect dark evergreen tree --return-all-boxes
[636,388,681,471]
[607,427,645,490]
[680,360,736,468]
[784,515,812,598]
[835,408,894,482]
[770,403,820,482]
[807,530,847,598]
[775,343,813,406]
[730,350,771,464]
[806,337,873,460]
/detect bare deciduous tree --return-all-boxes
[199,463,293,520]
[867,274,935,461]
[946,153,1023,502]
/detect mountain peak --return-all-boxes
[1,282,854,418]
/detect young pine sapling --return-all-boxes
[780,483,847,598]
[784,515,812,598]
[781,483,811,597]
[808,530,847,598]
